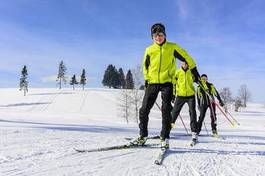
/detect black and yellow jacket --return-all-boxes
[197,79,223,107]
[174,67,195,97]
[142,41,198,85]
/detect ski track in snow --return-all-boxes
[0,88,265,176]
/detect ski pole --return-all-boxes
[226,109,240,126]
[178,114,189,135]
[203,122,209,135]
[198,82,234,127]
[213,102,235,127]
[155,102,189,135]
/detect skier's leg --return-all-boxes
[160,83,173,140]
[139,85,159,137]
[197,105,208,135]
[187,96,197,133]
[171,96,185,124]
[210,103,217,133]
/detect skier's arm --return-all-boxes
[213,86,224,106]
[142,49,150,84]
[173,46,200,83]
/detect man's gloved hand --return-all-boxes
[220,102,225,107]
[171,96,176,104]
[145,80,148,88]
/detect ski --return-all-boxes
[124,135,160,141]
[212,134,225,140]
[154,148,168,165]
[190,139,197,146]
[74,143,157,153]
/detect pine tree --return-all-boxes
[70,74,78,90]
[19,65,29,96]
[111,66,120,89]
[118,68,126,89]
[102,64,115,88]
[80,69,86,90]
[102,64,120,88]
[125,70,134,89]
[56,60,67,89]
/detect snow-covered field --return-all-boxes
[0,88,265,176]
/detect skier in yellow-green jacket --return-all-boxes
[170,61,198,143]
[131,23,200,149]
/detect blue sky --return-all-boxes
[0,0,265,103]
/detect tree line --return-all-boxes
[19,61,87,96]
[102,64,136,89]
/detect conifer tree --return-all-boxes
[57,60,67,89]
[80,69,86,90]
[118,68,126,89]
[70,74,78,90]
[102,64,115,88]
[19,65,28,96]
[125,70,134,89]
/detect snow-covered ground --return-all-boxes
[0,88,265,176]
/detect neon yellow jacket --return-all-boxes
[143,41,196,84]
[174,67,195,97]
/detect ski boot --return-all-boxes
[130,136,147,146]
[160,138,169,149]
[190,132,198,146]
[212,130,219,138]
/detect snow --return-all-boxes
[0,88,265,176]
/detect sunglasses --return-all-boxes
[152,33,165,37]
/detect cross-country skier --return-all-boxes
[171,61,198,144]
[196,74,224,137]
[131,23,200,149]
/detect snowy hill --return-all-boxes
[0,88,265,176]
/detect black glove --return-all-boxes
[191,67,200,84]
[145,80,148,88]
[171,96,176,104]
[220,101,224,107]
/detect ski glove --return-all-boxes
[219,102,224,107]
[144,80,149,88]
[171,96,176,104]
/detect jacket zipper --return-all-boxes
[185,71,187,96]
[158,46,162,83]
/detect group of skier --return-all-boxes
[131,23,224,149]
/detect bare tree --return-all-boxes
[117,65,144,124]
[234,97,242,112]
[219,87,233,112]
[131,65,144,123]
[117,89,132,123]
[238,84,251,107]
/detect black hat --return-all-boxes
[201,74,208,78]
[151,23,166,37]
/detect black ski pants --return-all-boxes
[171,96,197,133]
[139,83,173,140]
[197,102,217,134]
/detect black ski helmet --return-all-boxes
[151,23,166,37]
[201,74,208,78]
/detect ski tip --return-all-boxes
[154,160,161,165]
